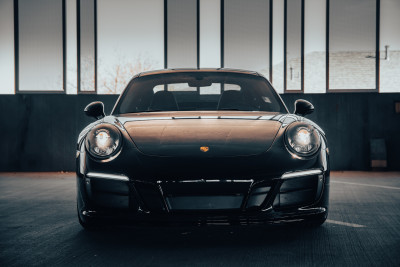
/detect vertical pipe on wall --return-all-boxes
[269,0,274,83]
[94,0,97,92]
[325,0,329,92]
[196,0,200,69]
[376,0,380,92]
[300,0,304,91]
[13,0,19,94]
[283,0,287,91]
[164,0,168,69]
[62,0,66,92]
[269,0,273,83]
[220,0,224,68]
[76,0,81,91]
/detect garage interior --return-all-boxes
[0,0,399,266]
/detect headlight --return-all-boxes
[85,124,122,160]
[284,122,320,157]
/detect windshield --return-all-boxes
[113,72,287,114]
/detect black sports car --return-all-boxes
[76,69,329,229]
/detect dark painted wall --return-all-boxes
[0,93,399,171]
[281,93,400,170]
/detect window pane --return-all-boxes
[199,0,220,68]
[286,0,302,91]
[272,0,284,93]
[0,0,14,94]
[66,0,77,94]
[79,0,95,92]
[329,0,376,90]
[380,0,400,92]
[224,0,270,78]
[97,0,164,94]
[304,0,326,93]
[18,0,64,91]
[167,0,197,68]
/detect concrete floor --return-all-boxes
[0,172,400,266]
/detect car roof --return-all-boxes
[136,68,262,78]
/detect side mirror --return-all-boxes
[84,101,105,119]
[294,99,314,116]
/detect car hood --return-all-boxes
[119,112,283,157]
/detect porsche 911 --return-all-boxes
[76,69,330,229]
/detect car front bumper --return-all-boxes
[77,169,330,225]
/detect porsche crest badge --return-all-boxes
[200,146,209,152]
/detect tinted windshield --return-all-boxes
[113,72,287,114]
